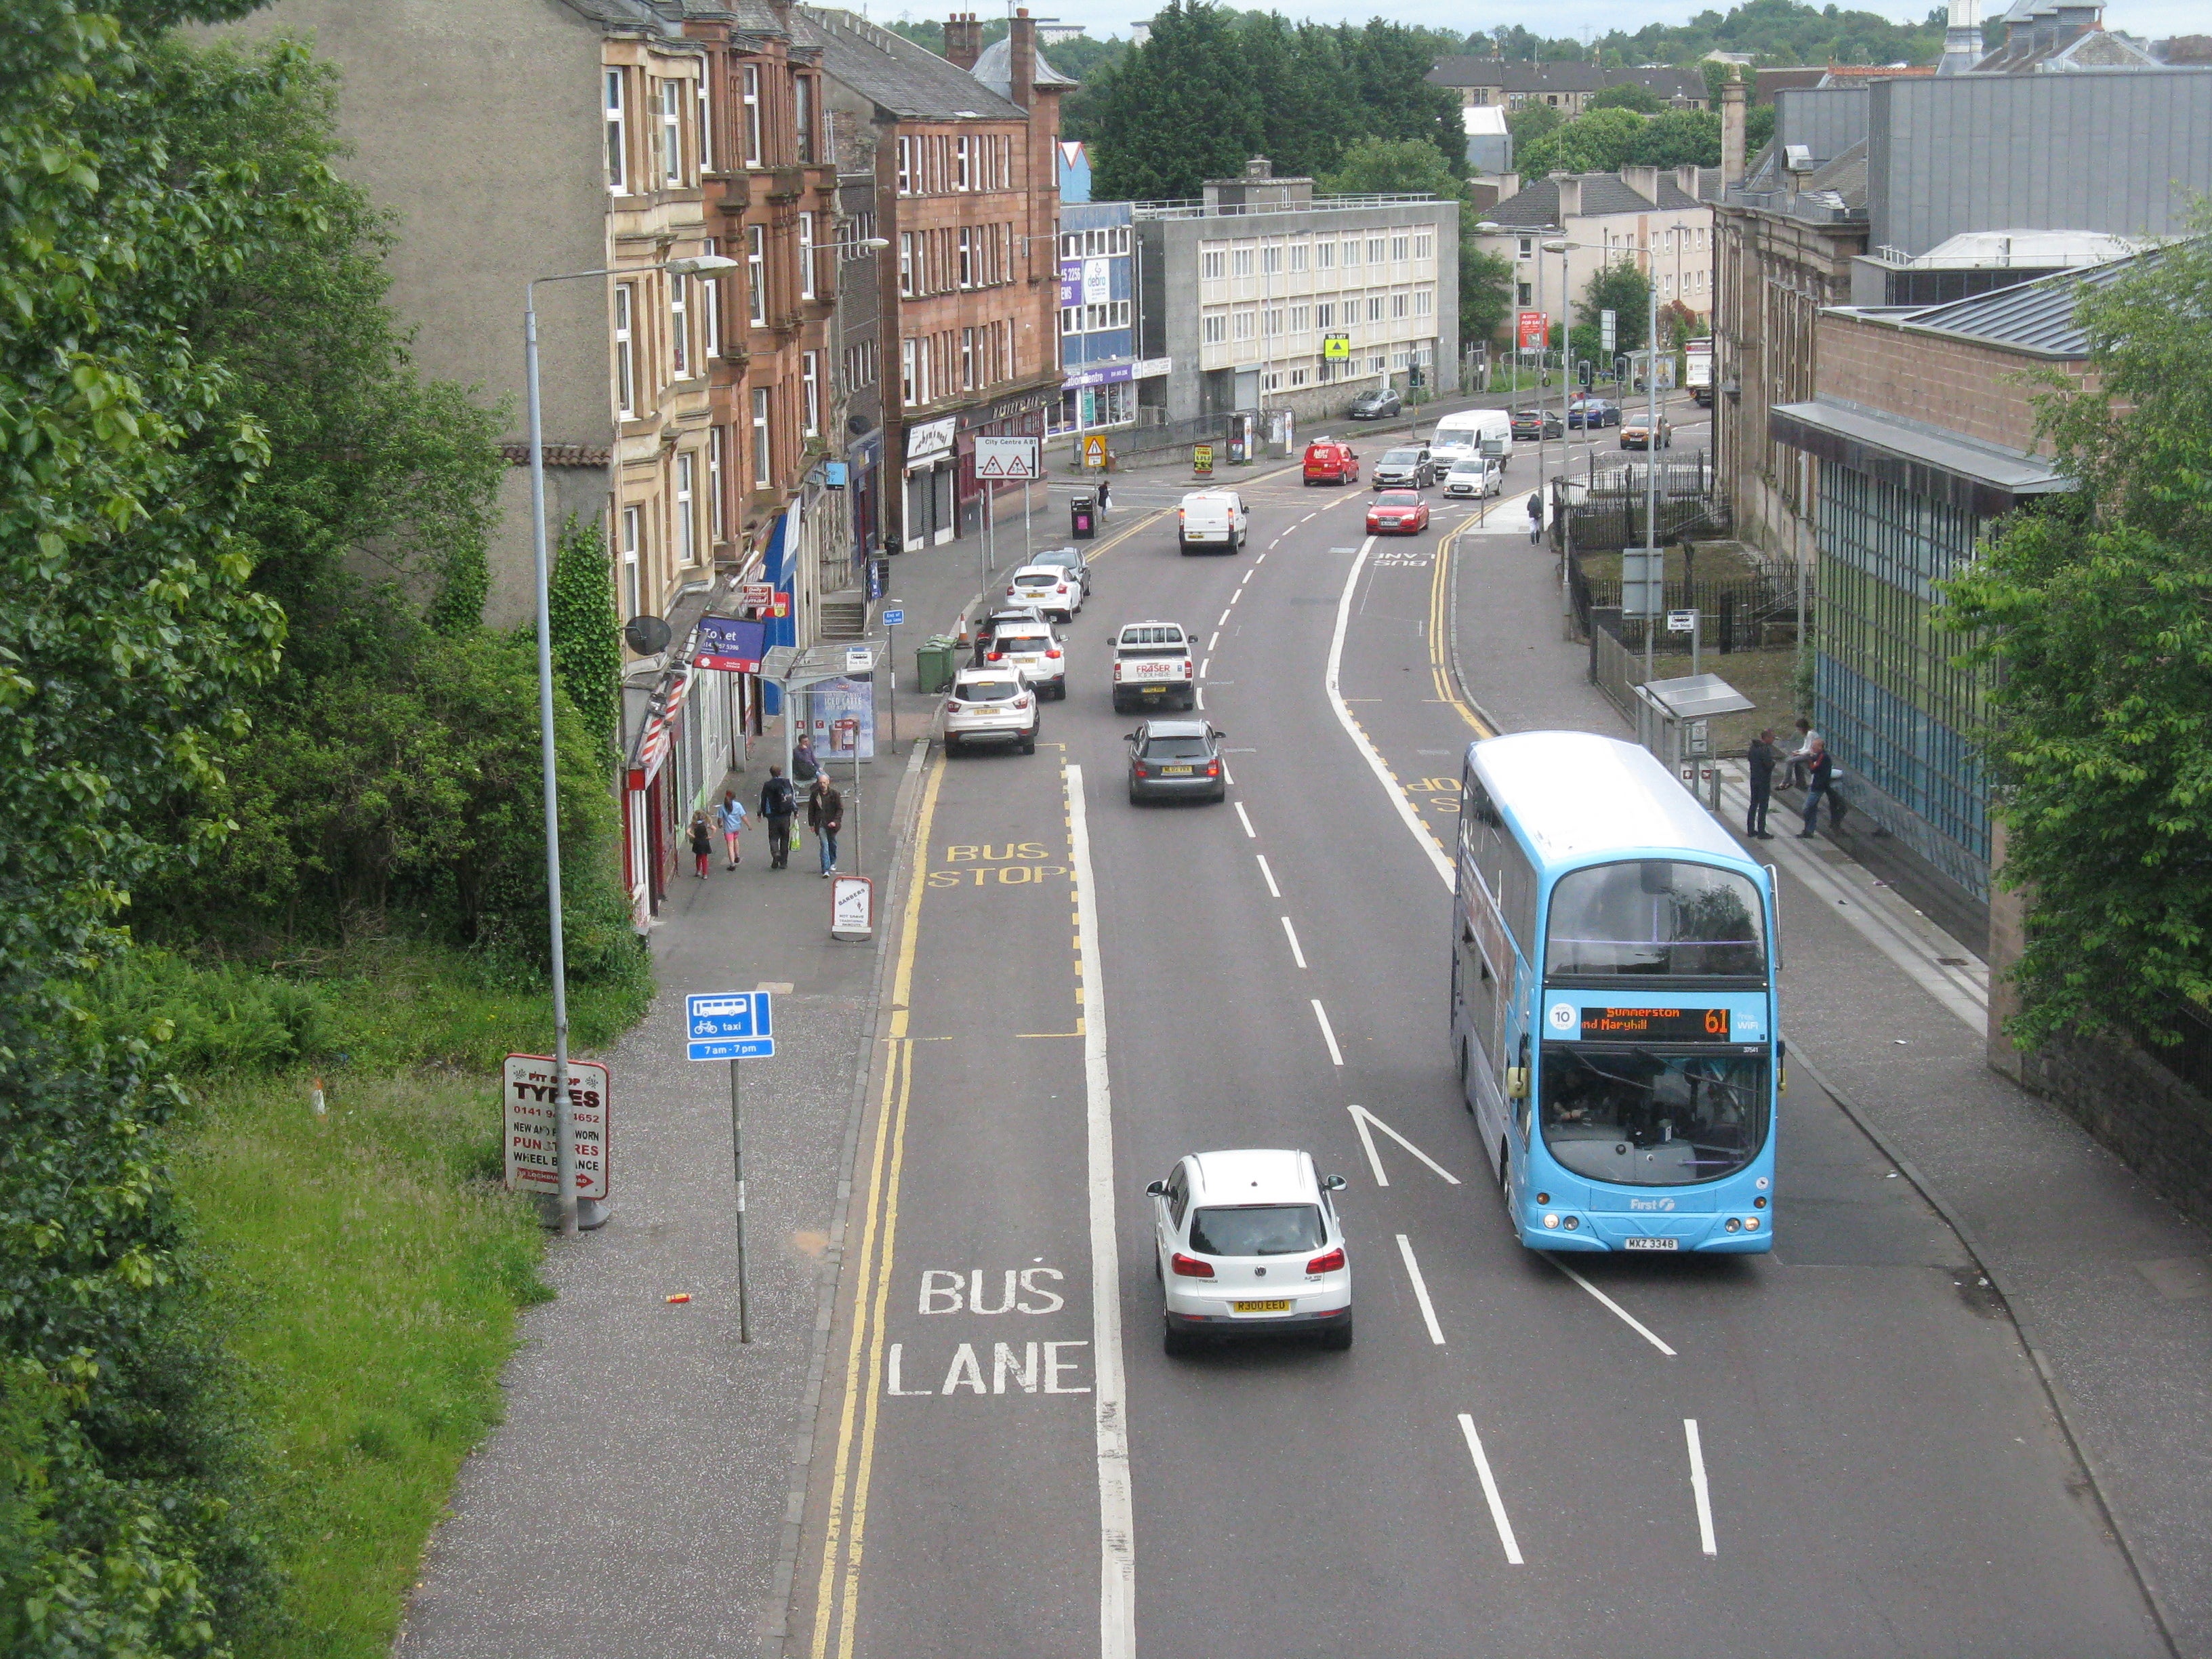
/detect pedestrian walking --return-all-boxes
[760,764,798,869]
[1745,729,1778,840]
[808,775,845,877]
[1526,490,1543,544]
[1797,740,1838,838]
[792,733,819,783]
[716,789,747,869]
[687,811,714,879]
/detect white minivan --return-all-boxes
[1177,489,1248,555]
[1431,409,1513,473]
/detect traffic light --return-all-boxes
[1408,364,1424,388]
[1578,360,1594,388]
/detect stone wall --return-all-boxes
[1816,310,2093,453]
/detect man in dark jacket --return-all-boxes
[1797,741,1836,839]
[1745,729,1778,840]
[808,775,844,877]
[760,764,798,869]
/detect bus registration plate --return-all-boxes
[1622,1237,1680,1252]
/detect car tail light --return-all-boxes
[1134,764,1148,778]
[1013,695,1032,710]
[1112,661,1122,682]
[1182,660,1193,680]
[1170,1252,1214,1278]
[1205,762,1219,777]
[1305,1246,1345,1275]
[987,651,1002,661]
[1046,648,1061,659]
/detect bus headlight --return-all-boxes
[1744,1216,1761,1231]
[1562,1214,1580,1231]
[1542,1213,1560,1229]
[1724,1217,1742,1233]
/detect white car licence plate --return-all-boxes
[1622,1237,1679,1251]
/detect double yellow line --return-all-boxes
[806,757,945,1659]
[1428,518,1495,739]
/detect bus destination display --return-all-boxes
[1580,1005,1732,1042]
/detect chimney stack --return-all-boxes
[943,12,983,72]
[1008,7,1037,110]
[1719,70,1747,191]
[1555,176,1582,219]
[1937,0,1982,73]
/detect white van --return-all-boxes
[1430,409,1513,473]
[1177,489,1248,555]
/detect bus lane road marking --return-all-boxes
[1548,1258,1677,1359]
[1396,1234,1447,1346]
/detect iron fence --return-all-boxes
[1551,451,1726,554]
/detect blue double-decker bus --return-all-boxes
[1450,731,1779,1252]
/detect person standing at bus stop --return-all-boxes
[1797,739,1837,838]
[1745,729,1778,840]
[760,764,798,869]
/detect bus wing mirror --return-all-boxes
[1765,864,1781,969]
[1506,1066,1530,1101]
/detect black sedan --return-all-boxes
[1347,388,1402,420]
[1126,719,1227,804]
[1510,407,1563,441]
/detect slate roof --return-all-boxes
[1483,167,1717,227]
[970,35,1076,102]
[1898,247,2156,356]
[802,7,1026,120]
[1427,58,1707,102]
[562,0,688,34]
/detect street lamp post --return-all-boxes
[1542,238,1593,632]
[523,250,736,1236]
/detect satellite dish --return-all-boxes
[625,614,672,655]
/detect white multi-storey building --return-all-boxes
[1135,158,1459,426]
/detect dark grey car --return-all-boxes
[1127,719,1227,804]
[1347,388,1401,419]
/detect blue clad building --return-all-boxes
[1055,198,1163,436]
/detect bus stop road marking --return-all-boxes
[1549,1258,1678,1358]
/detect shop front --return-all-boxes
[902,416,956,550]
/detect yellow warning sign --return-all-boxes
[1083,434,1108,470]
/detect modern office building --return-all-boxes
[1055,199,1166,435]
[1134,159,1459,428]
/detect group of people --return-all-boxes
[1742,718,1847,841]
[685,734,847,881]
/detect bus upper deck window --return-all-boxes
[1545,860,1766,979]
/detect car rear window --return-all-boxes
[997,633,1051,653]
[957,678,1019,701]
[1375,491,1420,506]
[1013,571,1057,586]
[1141,735,1210,759]
[1118,627,1186,651]
[1188,1204,1326,1257]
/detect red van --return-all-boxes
[1303,439,1359,485]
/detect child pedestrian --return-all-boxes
[688,811,714,878]
[717,790,747,869]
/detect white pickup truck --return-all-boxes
[1111,621,1196,713]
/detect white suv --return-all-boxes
[983,621,1067,700]
[943,667,1038,756]
[1147,1148,1351,1354]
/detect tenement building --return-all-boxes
[1136,159,1459,432]
[811,7,1065,550]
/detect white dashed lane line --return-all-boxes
[1280,916,1307,969]
[1311,999,1344,1066]
[1234,801,1256,840]
[1396,1235,1446,1346]
[1256,855,1281,898]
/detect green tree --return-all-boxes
[1626,108,1723,167]
[1318,134,1459,198]
[1938,232,2212,1047]
[1506,100,1563,154]
[1568,258,1653,365]
[1588,81,1662,113]
[1088,1,1263,200]
[1462,247,1516,349]
[548,513,623,769]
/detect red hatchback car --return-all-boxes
[1366,489,1430,535]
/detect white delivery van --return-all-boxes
[1176,489,1248,555]
[1431,409,1514,473]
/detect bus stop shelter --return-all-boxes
[1633,672,1754,812]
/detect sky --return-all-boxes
[928,0,2207,46]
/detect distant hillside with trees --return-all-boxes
[1473,0,1951,68]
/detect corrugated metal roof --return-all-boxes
[1900,247,2156,355]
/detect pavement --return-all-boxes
[396,393,2211,1659]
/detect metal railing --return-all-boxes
[1132,192,1442,220]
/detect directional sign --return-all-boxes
[974,436,1040,481]
[1601,308,1618,354]
[1666,610,1698,634]
[687,990,775,1061]
[881,608,905,627]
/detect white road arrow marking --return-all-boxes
[1346,1103,1462,1187]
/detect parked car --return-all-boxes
[1365,489,1430,535]
[1620,414,1675,451]
[1443,456,1503,499]
[1370,445,1435,489]
[943,667,1038,756]
[983,621,1066,700]
[1347,388,1402,420]
[1302,439,1359,485]
[1125,718,1227,804]
[1511,407,1563,442]
[1148,1148,1352,1353]
[1111,621,1196,713]
[1177,489,1248,555]
[1568,398,1620,429]
[1002,562,1083,622]
[1027,544,1092,600]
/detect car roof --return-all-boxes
[1139,719,1209,737]
[1181,489,1237,504]
[1187,1148,1316,1205]
[953,665,1020,684]
[1374,489,1420,499]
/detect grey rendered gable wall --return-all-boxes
[1869,70,2212,255]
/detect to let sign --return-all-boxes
[503,1054,611,1199]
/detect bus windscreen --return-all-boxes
[1545,860,1765,978]
[1540,1046,1770,1185]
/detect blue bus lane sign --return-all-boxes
[688,990,775,1061]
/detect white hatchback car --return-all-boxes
[1004,562,1083,621]
[943,667,1038,756]
[1147,1149,1351,1354]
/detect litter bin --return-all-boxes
[1070,491,1097,540]
[916,636,958,695]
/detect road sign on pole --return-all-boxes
[687,990,775,1061]
[975,436,1040,480]
[1601,309,1617,355]
[1666,610,1698,633]
[880,607,904,627]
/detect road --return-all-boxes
[781,400,2166,1659]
